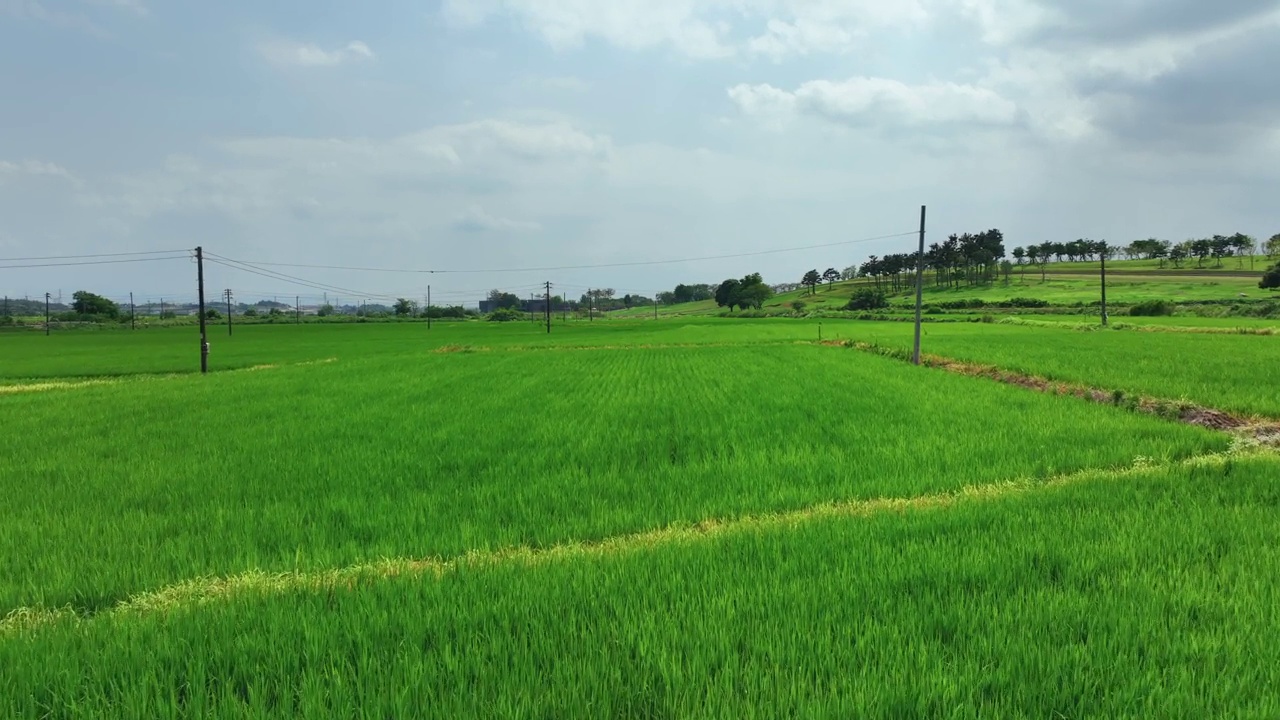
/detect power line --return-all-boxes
[212,230,919,275]
[0,254,191,270]
[205,254,402,302]
[0,249,190,262]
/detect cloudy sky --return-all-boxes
[1,0,1277,306]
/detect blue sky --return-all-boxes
[1,0,1277,306]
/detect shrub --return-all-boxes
[242,308,259,317]
[790,300,807,313]
[487,308,524,322]
[1129,300,1175,317]
[846,289,888,311]
[1261,265,1280,290]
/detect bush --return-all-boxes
[242,308,259,317]
[487,307,524,322]
[790,300,807,313]
[317,304,335,317]
[1129,300,1175,317]
[1005,297,1049,308]
[846,289,888,311]
[1261,265,1280,290]
[204,309,221,320]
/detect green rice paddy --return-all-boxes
[2,318,1276,718]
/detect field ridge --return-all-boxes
[839,340,1280,435]
[3,449,1263,637]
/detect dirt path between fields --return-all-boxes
[835,340,1280,447]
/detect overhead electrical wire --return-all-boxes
[210,230,919,275]
[0,249,190,263]
[0,254,192,270]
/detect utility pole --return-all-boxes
[912,204,927,366]
[130,292,136,330]
[44,292,50,336]
[654,293,659,320]
[544,281,552,333]
[427,285,432,330]
[588,289,593,322]
[160,298,165,319]
[1100,241,1109,327]
[296,296,301,324]
[223,289,234,336]
[196,247,208,373]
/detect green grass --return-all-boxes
[5,454,1278,718]
[0,319,831,380]
[616,270,1275,319]
[0,340,1223,616]
[843,320,1280,417]
[1011,314,1280,330]
[1044,257,1270,274]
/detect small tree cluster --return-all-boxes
[714,273,773,311]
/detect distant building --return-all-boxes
[478,299,547,313]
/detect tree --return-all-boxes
[846,288,887,311]
[1035,242,1054,281]
[1169,244,1188,269]
[801,269,821,295]
[822,268,840,288]
[393,298,415,316]
[1261,265,1280,290]
[840,265,858,281]
[317,304,335,317]
[71,291,119,318]
[204,309,221,320]
[714,279,741,311]
[1012,247,1025,266]
[1266,234,1280,260]
[1189,239,1212,268]
[486,290,521,310]
[736,272,773,309]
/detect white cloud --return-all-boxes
[84,0,147,16]
[442,0,735,58]
[257,38,376,68]
[730,77,1020,128]
[453,205,542,233]
[0,159,81,183]
[0,0,108,36]
[442,0,936,60]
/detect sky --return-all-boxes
[1,0,1277,307]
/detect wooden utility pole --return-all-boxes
[130,292,135,330]
[544,281,552,333]
[196,247,208,373]
[44,292,50,336]
[588,289,593,322]
[1100,242,1109,327]
[223,289,233,336]
[654,293,658,320]
[427,285,432,330]
[296,296,300,324]
[912,205,927,365]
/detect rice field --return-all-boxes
[843,320,1280,417]
[1,319,1276,718]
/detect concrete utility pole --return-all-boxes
[223,289,234,336]
[1100,242,1109,327]
[544,281,552,333]
[44,292,50,336]
[427,285,432,330]
[912,205,927,365]
[130,292,136,330]
[196,247,208,373]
